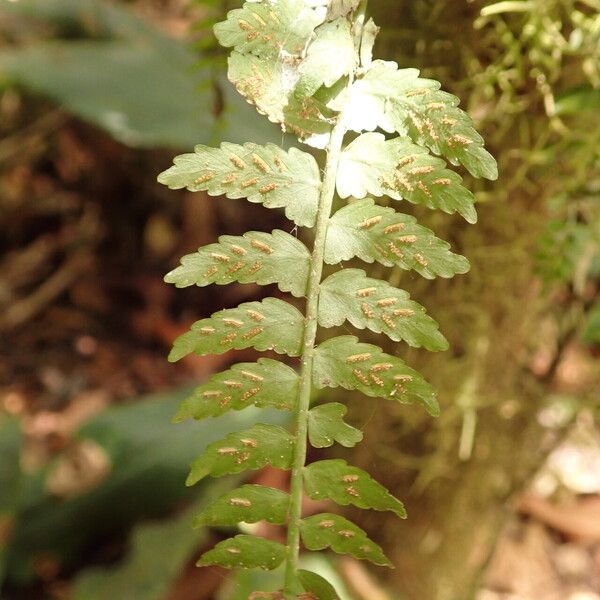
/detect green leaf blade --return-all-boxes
[324,199,470,279]
[197,535,286,570]
[301,513,392,567]
[194,484,289,527]
[297,18,356,98]
[169,298,304,362]
[214,0,321,58]
[337,132,478,223]
[345,60,498,180]
[297,570,340,600]
[304,459,406,518]
[158,142,321,227]
[173,359,299,422]
[187,423,294,485]
[308,403,363,448]
[313,335,439,416]
[319,269,448,351]
[165,230,310,298]
[228,52,335,149]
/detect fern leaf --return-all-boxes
[344,60,498,179]
[324,198,470,279]
[337,132,477,223]
[228,52,335,148]
[214,0,321,58]
[158,143,321,227]
[169,297,304,362]
[308,402,363,448]
[304,459,406,518]
[197,535,286,570]
[165,230,310,298]
[194,484,289,526]
[173,359,299,422]
[186,423,294,485]
[296,19,356,98]
[319,269,448,351]
[313,335,439,416]
[326,0,360,19]
[297,570,340,600]
[300,513,392,567]
[360,18,379,68]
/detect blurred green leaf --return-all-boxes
[3,388,289,584]
[583,305,600,344]
[555,86,600,116]
[197,534,286,570]
[0,41,213,148]
[0,0,281,148]
[0,417,21,584]
[70,482,233,600]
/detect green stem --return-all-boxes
[283,4,368,597]
[283,116,347,598]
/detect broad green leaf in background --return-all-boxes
[304,459,406,518]
[0,0,281,148]
[186,423,295,485]
[555,86,600,116]
[337,132,478,223]
[300,513,392,567]
[194,484,289,527]
[0,417,21,584]
[198,535,286,570]
[318,268,448,350]
[158,142,322,227]
[70,488,230,600]
[344,60,498,179]
[313,336,439,415]
[0,41,212,149]
[324,198,470,279]
[583,305,600,344]
[169,298,305,362]
[174,359,299,422]
[308,403,363,448]
[2,389,289,585]
[164,230,310,298]
[296,18,356,98]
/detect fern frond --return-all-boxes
[301,513,391,566]
[194,484,289,526]
[337,132,478,223]
[169,297,304,362]
[313,335,439,416]
[159,0,496,593]
[304,459,406,518]
[173,358,298,422]
[158,143,321,227]
[186,423,294,485]
[308,402,363,448]
[324,198,470,279]
[296,18,356,98]
[165,230,310,297]
[345,60,498,179]
[197,535,286,570]
[318,268,448,350]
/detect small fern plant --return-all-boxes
[158,1,497,597]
